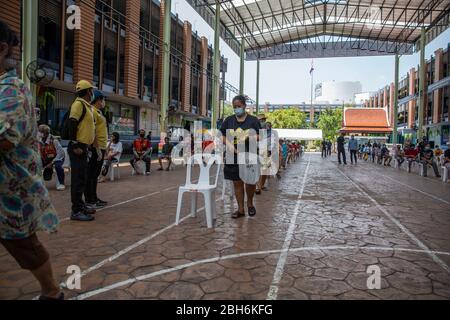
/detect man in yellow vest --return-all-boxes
[68,80,96,221]
[85,90,109,209]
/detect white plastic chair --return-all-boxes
[442,166,449,183]
[109,154,121,181]
[175,154,221,228]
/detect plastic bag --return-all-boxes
[134,160,146,175]
[239,163,261,185]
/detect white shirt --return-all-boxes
[108,141,123,157]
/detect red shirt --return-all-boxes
[404,148,418,158]
[133,138,151,153]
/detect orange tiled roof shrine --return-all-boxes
[340,107,393,134]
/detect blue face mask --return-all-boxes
[234,107,245,117]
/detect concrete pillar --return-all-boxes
[211,1,221,129]
[158,0,172,135]
[433,48,444,123]
[73,0,96,83]
[199,37,208,117]
[392,54,399,144]
[408,68,416,129]
[181,21,192,112]
[389,82,395,128]
[417,27,426,140]
[124,0,140,98]
[239,38,245,94]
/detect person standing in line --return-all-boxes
[0,20,63,299]
[256,117,273,194]
[327,140,332,156]
[85,90,108,209]
[337,132,347,165]
[67,80,96,221]
[321,139,327,158]
[348,135,358,164]
[220,95,261,219]
[38,125,66,191]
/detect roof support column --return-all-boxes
[417,27,426,141]
[211,0,220,129]
[160,0,172,137]
[392,53,399,145]
[22,0,38,92]
[239,38,245,95]
[256,57,260,114]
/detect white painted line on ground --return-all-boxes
[72,245,450,300]
[57,196,222,292]
[381,174,450,205]
[266,157,311,300]
[336,166,450,273]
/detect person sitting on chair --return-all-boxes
[421,143,441,178]
[158,136,173,171]
[99,132,122,182]
[38,125,66,191]
[130,129,152,175]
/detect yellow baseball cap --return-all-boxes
[76,80,95,92]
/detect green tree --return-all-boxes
[266,108,307,129]
[317,108,343,142]
[222,103,234,118]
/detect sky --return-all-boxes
[173,0,450,104]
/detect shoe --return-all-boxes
[145,171,150,176]
[158,168,163,171]
[165,168,170,171]
[436,175,441,178]
[231,211,245,219]
[71,211,95,221]
[98,176,107,183]
[132,169,136,176]
[96,199,108,206]
[84,206,97,215]
[255,189,261,195]
[56,184,66,191]
[248,207,257,217]
[86,202,105,210]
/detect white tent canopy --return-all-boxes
[274,129,323,141]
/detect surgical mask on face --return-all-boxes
[4,57,17,71]
[234,107,245,117]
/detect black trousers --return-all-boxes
[338,148,347,164]
[85,148,105,204]
[321,148,327,158]
[350,150,357,164]
[68,143,88,213]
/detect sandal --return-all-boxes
[231,211,245,219]
[248,207,256,217]
[255,189,261,195]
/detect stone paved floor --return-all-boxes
[1,153,449,300]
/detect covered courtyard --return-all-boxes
[1,154,449,300]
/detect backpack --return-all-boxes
[60,100,87,140]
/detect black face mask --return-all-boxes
[140,134,145,138]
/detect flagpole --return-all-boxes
[310,59,314,128]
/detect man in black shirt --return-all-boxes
[158,137,173,171]
[321,139,327,158]
[443,142,450,181]
[336,132,347,165]
[220,95,261,219]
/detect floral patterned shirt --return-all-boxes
[0,70,59,240]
